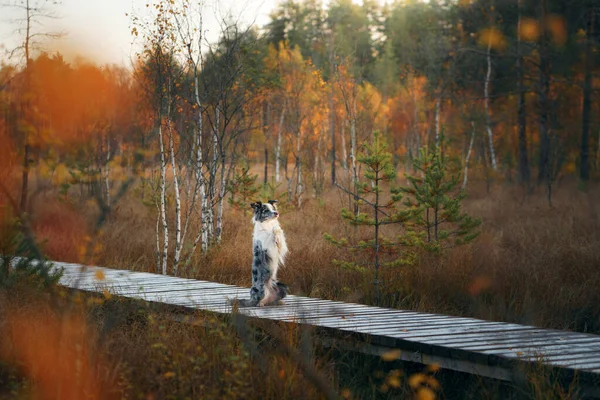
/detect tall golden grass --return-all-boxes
[3,176,597,398]
[29,178,600,333]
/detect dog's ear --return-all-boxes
[268,199,278,210]
[250,201,262,210]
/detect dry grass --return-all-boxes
[28,177,600,334]
[0,282,338,399]
[2,176,597,398]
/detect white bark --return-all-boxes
[350,95,358,185]
[462,121,476,190]
[340,123,348,171]
[202,105,219,251]
[158,121,169,275]
[485,35,498,171]
[167,117,182,275]
[275,99,286,183]
[155,197,161,274]
[185,56,207,262]
[216,158,226,243]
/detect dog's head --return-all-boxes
[250,200,279,223]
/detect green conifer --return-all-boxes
[325,132,412,302]
[396,136,482,253]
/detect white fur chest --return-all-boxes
[253,220,288,269]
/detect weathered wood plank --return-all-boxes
[49,260,600,380]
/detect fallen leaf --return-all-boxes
[95,270,105,281]
[381,349,401,362]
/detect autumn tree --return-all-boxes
[1,0,63,212]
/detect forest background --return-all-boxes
[1,0,600,398]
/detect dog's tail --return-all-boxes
[276,282,289,300]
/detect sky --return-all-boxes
[1,0,279,66]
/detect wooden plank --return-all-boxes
[348,324,537,340]
[309,315,486,329]
[319,337,515,382]
[546,359,600,370]
[111,283,235,295]
[143,289,248,302]
[459,337,600,352]
[300,317,496,333]
[60,276,191,288]
[288,309,431,323]
[424,331,572,346]
[487,343,600,359]
[543,351,600,362]
[47,260,600,381]
[297,311,454,324]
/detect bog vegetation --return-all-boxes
[1,0,600,398]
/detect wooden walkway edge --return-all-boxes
[51,261,600,387]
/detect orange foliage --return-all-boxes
[0,305,117,400]
[25,54,134,148]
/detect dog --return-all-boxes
[238,200,289,307]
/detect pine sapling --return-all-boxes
[228,163,260,216]
[325,132,413,303]
[397,137,481,253]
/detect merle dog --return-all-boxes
[238,200,288,307]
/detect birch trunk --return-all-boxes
[167,119,182,275]
[484,35,498,171]
[186,72,207,263]
[329,33,336,185]
[216,154,226,243]
[340,123,348,171]
[275,99,286,183]
[155,198,161,274]
[350,96,359,216]
[202,105,219,250]
[158,120,169,275]
[462,121,476,190]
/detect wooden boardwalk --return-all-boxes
[52,261,600,385]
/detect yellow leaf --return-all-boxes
[95,270,105,281]
[478,28,506,51]
[408,373,426,388]
[163,372,175,378]
[425,363,440,373]
[102,289,112,300]
[519,18,540,42]
[381,349,401,362]
[387,376,401,388]
[416,387,436,400]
